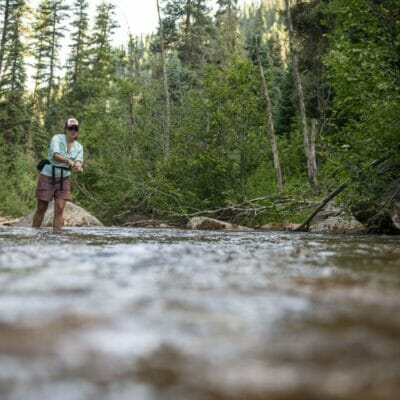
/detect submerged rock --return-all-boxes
[16,201,102,227]
[187,217,252,231]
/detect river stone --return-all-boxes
[16,201,103,227]
[392,202,400,230]
[310,215,366,234]
[283,222,302,231]
[259,222,283,231]
[312,203,341,224]
[187,217,252,231]
[258,222,302,231]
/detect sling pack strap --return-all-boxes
[52,165,70,191]
[37,159,50,171]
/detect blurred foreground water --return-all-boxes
[0,227,399,400]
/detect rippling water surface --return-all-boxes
[0,227,399,400]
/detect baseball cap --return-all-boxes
[66,117,79,128]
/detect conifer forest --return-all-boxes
[0,0,399,227]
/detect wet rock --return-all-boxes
[123,219,174,228]
[259,222,283,231]
[283,222,302,231]
[312,204,342,224]
[310,215,367,234]
[159,223,174,229]
[187,217,252,231]
[258,222,302,231]
[16,201,103,227]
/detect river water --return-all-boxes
[0,227,399,400]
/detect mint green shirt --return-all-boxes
[41,134,84,178]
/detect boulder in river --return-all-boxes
[310,214,366,234]
[16,201,102,227]
[187,217,252,231]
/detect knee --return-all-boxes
[36,202,48,215]
[54,203,65,216]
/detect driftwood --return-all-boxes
[0,217,19,226]
[295,156,391,232]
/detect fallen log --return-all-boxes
[294,182,348,232]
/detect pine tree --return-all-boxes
[61,0,90,117]
[164,0,214,67]
[78,1,117,148]
[28,0,69,153]
[67,0,90,87]
[213,0,242,65]
[0,0,11,78]
[90,2,117,77]
[0,0,27,149]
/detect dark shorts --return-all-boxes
[35,174,72,202]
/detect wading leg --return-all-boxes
[32,200,49,228]
[53,199,66,229]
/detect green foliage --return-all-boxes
[0,148,36,216]
[0,0,397,229]
[322,0,400,211]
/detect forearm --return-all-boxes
[53,153,75,168]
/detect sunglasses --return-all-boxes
[67,125,79,131]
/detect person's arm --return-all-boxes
[53,153,76,168]
[50,136,74,168]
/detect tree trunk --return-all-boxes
[47,5,58,107]
[285,0,318,188]
[156,0,171,160]
[310,118,318,184]
[0,0,10,78]
[182,0,192,65]
[255,38,284,195]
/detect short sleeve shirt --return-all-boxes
[41,133,84,178]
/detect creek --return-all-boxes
[0,227,399,400]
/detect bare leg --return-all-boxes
[32,200,49,228]
[53,199,66,229]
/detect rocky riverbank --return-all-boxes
[3,199,399,234]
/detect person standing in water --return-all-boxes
[32,117,84,229]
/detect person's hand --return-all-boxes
[73,163,83,173]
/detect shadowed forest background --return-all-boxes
[0,0,399,225]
